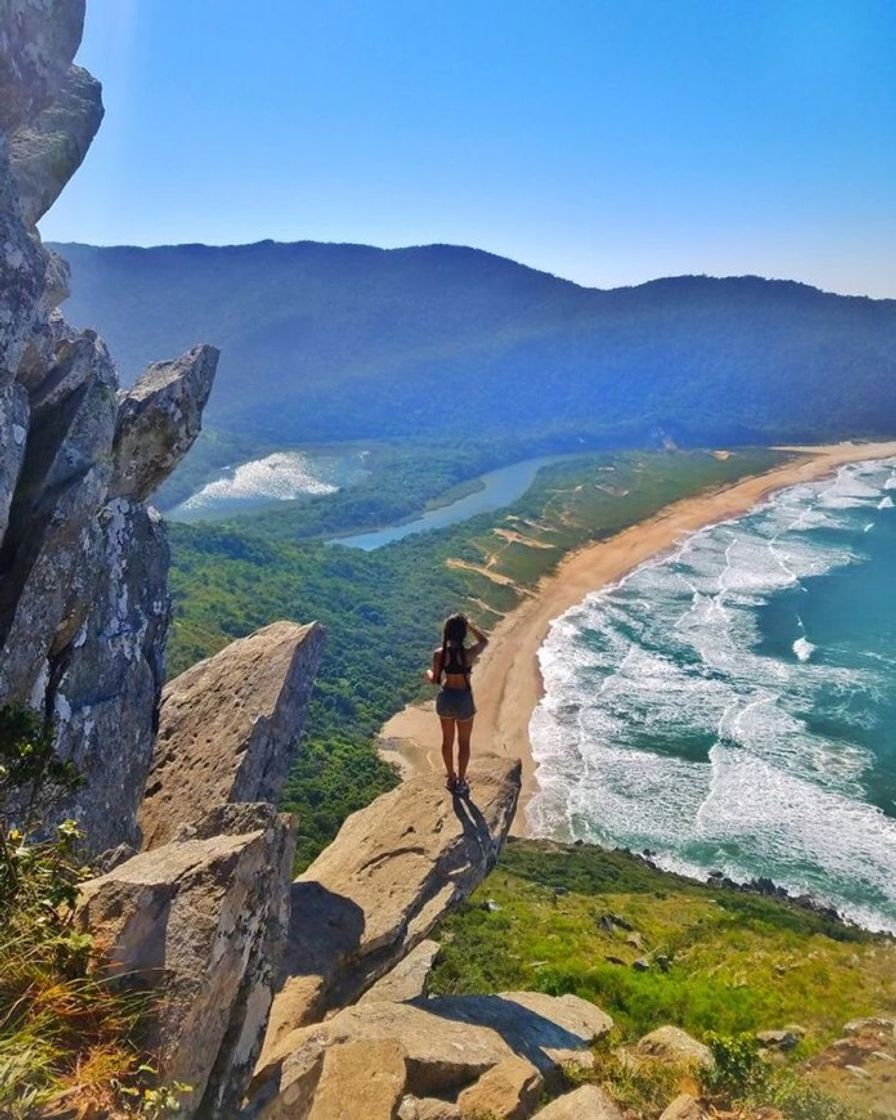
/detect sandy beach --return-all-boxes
[378,441,896,833]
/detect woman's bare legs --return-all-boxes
[457,717,473,782]
[439,717,457,782]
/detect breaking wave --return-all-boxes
[528,459,896,932]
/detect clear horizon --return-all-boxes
[39,0,896,300]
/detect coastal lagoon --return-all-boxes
[331,453,580,550]
[529,459,896,932]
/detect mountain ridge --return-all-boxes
[51,238,893,303]
[49,239,896,448]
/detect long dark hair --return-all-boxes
[437,613,468,677]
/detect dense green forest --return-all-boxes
[53,241,896,463]
[168,448,785,867]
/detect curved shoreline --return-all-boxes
[378,440,896,836]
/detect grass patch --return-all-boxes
[431,840,894,1046]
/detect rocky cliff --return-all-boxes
[0,0,223,854]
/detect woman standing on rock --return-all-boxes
[426,613,489,797]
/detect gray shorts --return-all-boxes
[436,687,476,721]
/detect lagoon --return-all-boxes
[330,453,579,550]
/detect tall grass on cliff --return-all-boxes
[0,706,174,1117]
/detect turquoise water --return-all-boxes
[529,459,896,932]
[330,454,578,550]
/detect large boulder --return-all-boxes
[75,803,295,1119]
[248,991,613,1120]
[9,63,104,225]
[657,1094,710,1120]
[531,1085,624,1120]
[110,344,219,502]
[139,619,325,849]
[635,1026,714,1070]
[260,755,521,1063]
[456,1056,543,1120]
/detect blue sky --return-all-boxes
[40,0,896,297]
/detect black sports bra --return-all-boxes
[439,645,471,680]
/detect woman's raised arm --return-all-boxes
[467,620,489,658]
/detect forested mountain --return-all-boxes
[52,240,896,447]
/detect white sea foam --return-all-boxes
[880,497,895,509]
[528,457,896,932]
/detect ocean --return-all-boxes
[528,458,896,933]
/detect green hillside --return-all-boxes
[52,241,896,451]
[167,448,785,867]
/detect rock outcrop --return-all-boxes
[635,1026,714,1070]
[360,939,441,1005]
[248,991,613,1119]
[0,0,86,132]
[456,1056,543,1120]
[0,0,221,854]
[260,754,521,1064]
[9,62,104,225]
[75,803,295,1118]
[657,1094,709,1120]
[532,1085,624,1120]
[110,344,219,502]
[139,619,325,849]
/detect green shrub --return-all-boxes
[0,706,188,1116]
[701,1033,858,1120]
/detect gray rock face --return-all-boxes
[75,803,296,1119]
[0,0,85,131]
[110,344,219,501]
[139,619,325,849]
[261,755,521,1066]
[0,330,117,703]
[249,991,612,1120]
[48,499,170,853]
[0,380,28,543]
[0,133,46,379]
[10,63,104,225]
